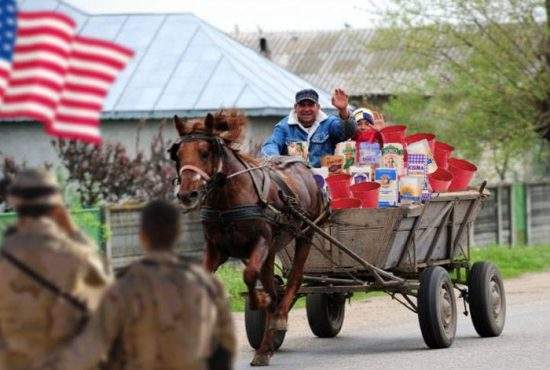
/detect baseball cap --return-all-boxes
[295,89,319,104]
[352,107,374,125]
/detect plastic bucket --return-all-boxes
[325,174,351,199]
[428,168,453,192]
[405,133,436,154]
[350,181,380,208]
[447,158,477,191]
[381,125,407,144]
[434,141,454,169]
[331,198,362,209]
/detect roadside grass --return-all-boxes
[471,244,550,279]
[217,245,550,312]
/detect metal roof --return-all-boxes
[234,29,441,97]
[18,0,337,119]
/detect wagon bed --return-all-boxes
[245,185,507,352]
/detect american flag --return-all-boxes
[0,0,133,143]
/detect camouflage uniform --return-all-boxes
[37,251,236,370]
[0,169,112,370]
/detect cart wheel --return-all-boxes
[244,297,286,351]
[468,261,506,337]
[306,293,346,338]
[417,266,457,348]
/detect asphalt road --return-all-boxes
[234,271,550,370]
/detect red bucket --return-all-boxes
[428,168,453,192]
[325,174,351,199]
[406,133,436,154]
[331,198,362,209]
[350,182,380,208]
[434,141,454,169]
[381,125,407,144]
[447,158,477,191]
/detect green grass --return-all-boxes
[471,244,550,279]
[216,264,384,312]
[217,245,550,311]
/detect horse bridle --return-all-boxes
[170,133,228,209]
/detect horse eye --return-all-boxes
[200,151,210,160]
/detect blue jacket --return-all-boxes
[261,110,356,167]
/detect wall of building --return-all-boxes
[0,115,283,167]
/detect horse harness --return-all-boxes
[172,133,328,233]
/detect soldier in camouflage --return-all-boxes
[0,168,113,370]
[35,200,237,370]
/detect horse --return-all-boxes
[169,110,326,366]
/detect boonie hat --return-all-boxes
[7,168,63,209]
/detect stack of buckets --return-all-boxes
[325,124,478,209]
[402,135,478,192]
[325,174,380,210]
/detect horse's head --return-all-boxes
[169,110,247,208]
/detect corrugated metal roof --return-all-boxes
[234,29,440,97]
[18,0,337,118]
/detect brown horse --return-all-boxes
[170,110,325,366]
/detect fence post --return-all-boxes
[496,186,503,245]
[103,206,112,262]
[509,184,516,246]
[525,184,531,245]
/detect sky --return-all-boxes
[66,0,390,33]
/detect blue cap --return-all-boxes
[295,89,319,104]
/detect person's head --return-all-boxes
[7,168,63,218]
[140,200,181,251]
[294,89,320,127]
[352,108,375,132]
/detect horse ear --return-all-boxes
[205,113,214,133]
[174,115,186,136]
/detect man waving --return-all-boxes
[261,88,356,167]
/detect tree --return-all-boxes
[370,0,549,181]
[53,120,177,207]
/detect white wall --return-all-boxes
[0,115,283,167]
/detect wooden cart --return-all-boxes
[245,185,507,351]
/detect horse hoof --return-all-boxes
[250,353,270,366]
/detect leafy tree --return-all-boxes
[52,120,177,207]
[370,0,549,181]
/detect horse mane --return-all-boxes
[211,109,247,149]
[171,109,259,165]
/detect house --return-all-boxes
[1,0,336,166]
[234,28,431,107]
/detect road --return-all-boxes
[233,271,550,369]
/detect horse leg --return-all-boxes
[251,252,279,366]
[272,236,311,332]
[243,236,270,311]
[203,243,228,273]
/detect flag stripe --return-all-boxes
[1,8,133,144]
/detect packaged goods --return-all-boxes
[375,168,399,207]
[399,176,424,204]
[381,144,405,176]
[348,165,372,184]
[287,140,308,161]
[421,179,432,202]
[321,155,345,175]
[311,167,329,190]
[335,141,356,169]
[407,139,437,174]
[407,153,428,176]
[357,141,381,166]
